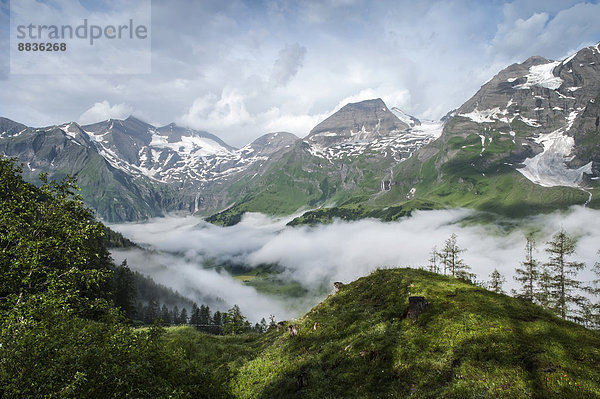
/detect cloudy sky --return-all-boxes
[1,0,599,146]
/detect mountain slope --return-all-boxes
[164,268,600,398]
[207,99,440,225]
[0,117,299,222]
[401,43,600,212]
[291,43,600,224]
[3,42,599,224]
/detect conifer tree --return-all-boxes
[199,304,211,325]
[145,298,160,323]
[534,267,553,310]
[268,314,277,331]
[223,304,250,335]
[428,246,439,273]
[112,260,137,321]
[544,230,585,320]
[584,250,600,328]
[514,234,539,301]
[189,303,200,326]
[440,234,471,280]
[488,269,505,294]
[179,307,188,324]
[212,311,223,332]
[171,305,180,324]
[160,304,172,325]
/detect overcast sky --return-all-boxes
[1,0,599,146]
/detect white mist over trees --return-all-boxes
[109,208,600,325]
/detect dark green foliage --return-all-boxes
[223,304,252,335]
[0,158,222,397]
[161,304,172,325]
[585,251,600,329]
[544,230,586,320]
[112,260,137,320]
[205,208,243,226]
[488,268,506,294]
[0,158,112,317]
[179,307,188,324]
[514,235,539,301]
[287,204,412,226]
[103,226,139,248]
[1,306,223,398]
[132,270,195,309]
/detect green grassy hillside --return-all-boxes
[287,117,599,226]
[206,142,391,226]
[163,268,600,398]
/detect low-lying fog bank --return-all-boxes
[109,207,600,322]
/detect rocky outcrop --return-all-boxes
[407,296,429,319]
[306,98,409,148]
[449,42,600,188]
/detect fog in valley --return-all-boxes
[109,207,600,322]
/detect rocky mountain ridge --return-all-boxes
[454,43,600,189]
[2,41,599,223]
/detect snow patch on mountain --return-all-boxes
[149,131,231,157]
[459,107,513,124]
[517,109,591,188]
[390,107,420,127]
[519,116,541,128]
[514,61,562,90]
[75,123,277,185]
[307,120,442,162]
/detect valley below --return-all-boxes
[109,206,600,323]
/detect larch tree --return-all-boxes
[534,267,553,310]
[544,230,585,320]
[428,246,440,273]
[514,234,539,301]
[585,250,600,328]
[223,304,250,335]
[488,269,505,294]
[440,234,471,280]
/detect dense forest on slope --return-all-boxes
[0,158,258,397]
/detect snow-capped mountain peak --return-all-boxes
[304,98,440,162]
[453,44,600,190]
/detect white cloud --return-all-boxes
[491,2,600,62]
[334,87,411,113]
[78,100,133,124]
[2,1,600,146]
[109,207,600,322]
[492,12,550,59]
[178,88,252,135]
[260,108,327,135]
[270,43,307,86]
